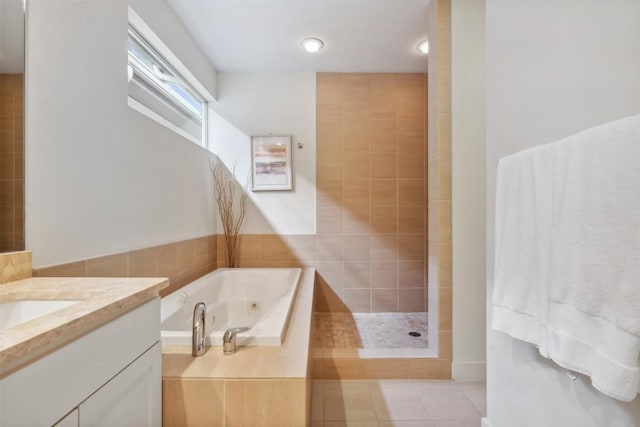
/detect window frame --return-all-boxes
[127,9,210,148]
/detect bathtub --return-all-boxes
[160,268,302,347]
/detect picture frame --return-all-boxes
[250,135,293,191]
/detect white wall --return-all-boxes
[26,0,218,267]
[486,1,640,426]
[451,0,486,382]
[209,72,316,235]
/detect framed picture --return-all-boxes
[251,135,293,191]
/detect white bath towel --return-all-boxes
[493,114,640,402]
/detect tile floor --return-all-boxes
[311,380,486,427]
[314,313,429,349]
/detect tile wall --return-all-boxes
[33,235,217,297]
[0,74,25,252]
[315,73,428,313]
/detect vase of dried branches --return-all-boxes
[211,160,247,268]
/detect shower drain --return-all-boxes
[408,331,422,337]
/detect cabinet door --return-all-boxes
[79,342,161,427]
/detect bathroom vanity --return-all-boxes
[0,272,168,426]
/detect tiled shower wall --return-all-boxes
[0,74,25,252]
[315,73,428,313]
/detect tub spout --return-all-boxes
[192,302,206,356]
[223,326,251,355]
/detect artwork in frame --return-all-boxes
[251,135,293,191]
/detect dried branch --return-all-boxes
[210,159,248,268]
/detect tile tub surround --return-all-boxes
[162,268,315,427]
[0,276,168,376]
[316,72,428,314]
[33,235,217,297]
[0,251,31,284]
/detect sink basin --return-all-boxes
[0,300,81,330]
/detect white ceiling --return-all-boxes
[166,0,430,73]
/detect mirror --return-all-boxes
[0,0,26,252]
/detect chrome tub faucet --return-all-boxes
[192,302,206,356]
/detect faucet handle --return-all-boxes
[223,326,251,355]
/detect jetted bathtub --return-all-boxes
[160,268,302,347]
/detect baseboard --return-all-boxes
[481,417,492,427]
[452,361,486,381]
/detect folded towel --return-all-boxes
[493,114,640,402]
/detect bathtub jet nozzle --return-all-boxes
[223,326,251,355]
[192,302,207,357]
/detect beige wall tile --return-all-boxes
[398,206,425,233]
[317,180,344,206]
[343,288,371,312]
[163,379,224,427]
[398,233,425,262]
[371,206,397,234]
[177,240,194,279]
[372,289,398,312]
[398,261,425,288]
[316,260,344,290]
[343,150,371,181]
[316,73,343,105]
[371,151,397,179]
[343,234,370,261]
[207,235,217,266]
[34,260,86,278]
[438,243,452,287]
[371,261,398,289]
[371,119,397,151]
[438,200,452,245]
[317,149,344,182]
[399,288,426,312]
[238,234,262,263]
[343,260,371,289]
[343,180,371,208]
[315,275,348,312]
[261,234,291,261]
[408,359,451,380]
[128,247,157,278]
[193,237,208,270]
[343,112,370,151]
[371,179,397,207]
[439,330,452,359]
[316,234,344,261]
[86,253,127,277]
[157,243,178,283]
[317,205,344,234]
[370,233,398,261]
[343,205,371,234]
[398,179,425,207]
[439,286,452,331]
[288,234,316,261]
[398,150,425,179]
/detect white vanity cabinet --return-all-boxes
[0,298,162,427]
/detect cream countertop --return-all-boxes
[0,277,168,376]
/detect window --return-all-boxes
[127,25,207,146]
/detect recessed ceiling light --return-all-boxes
[302,38,324,53]
[417,39,429,55]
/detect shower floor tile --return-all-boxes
[313,312,428,349]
